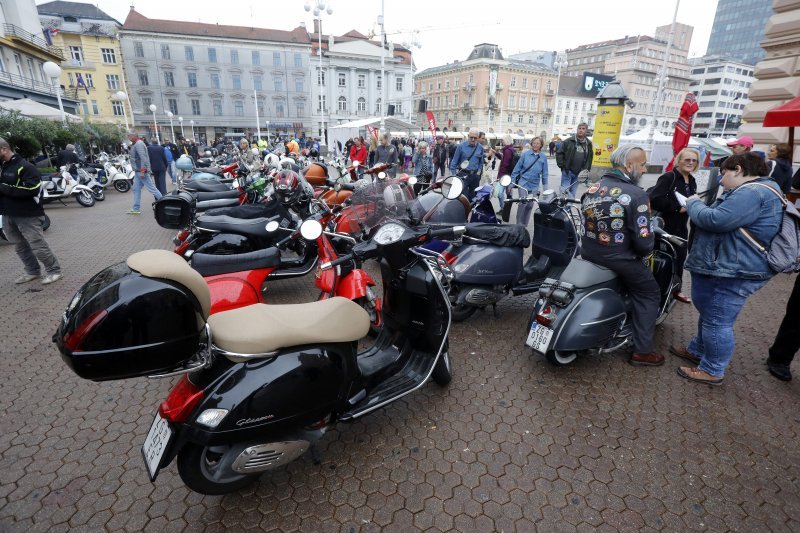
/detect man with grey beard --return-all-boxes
[580,145,662,367]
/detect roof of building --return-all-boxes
[567,35,662,53]
[308,30,410,65]
[121,9,309,44]
[467,43,504,61]
[37,1,119,23]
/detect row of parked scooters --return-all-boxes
[53,150,688,495]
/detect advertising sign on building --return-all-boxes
[580,72,615,97]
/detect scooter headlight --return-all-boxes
[196,408,228,428]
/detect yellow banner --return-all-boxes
[592,105,624,167]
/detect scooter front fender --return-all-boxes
[551,288,626,353]
[336,269,376,300]
[71,184,93,193]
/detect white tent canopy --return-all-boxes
[328,116,415,155]
[620,127,670,143]
[0,97,82,123]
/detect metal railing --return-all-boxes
[2,24,64,58]
[63,58,95,69]
[0,70,62,96]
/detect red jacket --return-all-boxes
[349,144,367,165]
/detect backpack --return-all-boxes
[738,182,800,273]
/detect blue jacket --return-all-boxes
[685,178,783,279]
[412,153,433,173]
[449,141,484,174]
[511,150,548,193]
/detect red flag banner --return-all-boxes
[425,111,437,136]
[665,92,699,171]
[367,125,378,140]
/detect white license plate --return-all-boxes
[141,412,173,481]
[525,322,554,353]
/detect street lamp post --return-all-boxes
[166,111,174,141]
[149,104,160,143]
[551,54,567,140]
[305,1,333,145]
[178,116,184,139]
[112,91,129,130]
[42,61,66,125]
[379,0,386,134]
[266,120,270,141]
[402,31,421,123]
[189,119,195,141]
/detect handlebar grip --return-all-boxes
[320,254,353,270]
[566,199,582,204]
[429,225,467,239]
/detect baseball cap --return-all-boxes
[726,136,753,148]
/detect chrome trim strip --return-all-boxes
[267,255,319,278]
[580,313,626,327]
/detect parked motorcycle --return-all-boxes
[527,221,686,366]
[72,164,105,201]
[42,167,95,207]
[95,153,133,193]
[54,179,465,495]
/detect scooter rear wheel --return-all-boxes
[450,303,476,322]
[92,186,105,201]
[114,180,131,193]
[75,190,95,207]
[545,350,577,366]
[177,443,260,495]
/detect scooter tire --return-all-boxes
[355,296,382,337]
[545,350,578,366]
[76,190,95,207]
[92,186,105,201]
[114,180,131,193]
[177,443,261,495]
[450,304,476,322]
[43,213,51,231]
[431,350,453,386]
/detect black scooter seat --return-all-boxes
[197,166,224,175]
[194,190,241,202]
[183,180,231,193]
[195,215,275,237]
[559,258,617,288]
[191,247,281,277]
[465,223,531,248]
[208,297,370,357]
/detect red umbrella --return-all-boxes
[665,92,699,171]
[762,95,800,159]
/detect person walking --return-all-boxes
[431,134,448,179]
[495,135,516,213]
[127,131,162,215]
[163,138,179,187]
[766,143,793,193]
[556,123,593,199]
[510,137,548,227]
[375,134,400,178]
[767,275,800,381]
[548,139,556,157]
[146,138,168,195]
[0,137,62,285]
[449,128,485,200]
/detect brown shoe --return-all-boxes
[673,291,691,304]
[630,352,665,366]
[669,344,701,365]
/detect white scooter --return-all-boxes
[96,153,133,193]
[73,164,105,201]
[42,166,96,207]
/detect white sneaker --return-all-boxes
[14,273,40,284]
[41,273,63,285]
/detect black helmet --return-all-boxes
[274,169,301,205]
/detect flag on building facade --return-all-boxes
[76,73,90,95]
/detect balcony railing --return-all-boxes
[0,69,62,97]
[2,24,64,59]
[463,83,475,92]
[63,58,95,69]
[545,89,555,96]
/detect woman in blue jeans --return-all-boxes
[672,152,782,385]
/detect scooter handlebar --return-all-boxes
[320,254,353,270]
[429,225,467,239]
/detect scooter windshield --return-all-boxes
[346,178,416,235]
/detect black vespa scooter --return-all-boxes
[527,222,687,366]
[55,179,466,495]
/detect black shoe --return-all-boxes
[767,360,792,381]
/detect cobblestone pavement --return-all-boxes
[1,185,799,532]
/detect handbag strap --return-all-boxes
[518,153,541,178]
[737,181,785,250]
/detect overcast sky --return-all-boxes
[69,0,720,71]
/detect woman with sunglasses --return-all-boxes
[648,147,699,304]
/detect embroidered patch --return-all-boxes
[618,194,631,206]
[639,228,650,238]
[599,232,611,244]
[587,184,599,194]
[585,231,597,239]
[598,186,608,197]
[610,203,624,217]
[614,232,625,243]
[598,221,608,231]
[586,221,595,232]
[637,204,648,213]
[602,196,613,202]
[637,216,648,227]
[611,218,624,230]
[610,187,622,197]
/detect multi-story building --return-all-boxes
[706,0,773,66]
[688,56,754,137]
[119,9,311,144]
[414,44,557,139]
[307,22,414,141]
[0,0,77,113]
[564,23,694,135]
[508,50,557,69]
[553,76,597,137]
[37,1,126,124]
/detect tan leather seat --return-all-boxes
[127,249,211,319]
[208,297,371,356]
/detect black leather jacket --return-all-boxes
[0,154,45,217]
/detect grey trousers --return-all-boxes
[582,252,660,353]
[5,215,61,276]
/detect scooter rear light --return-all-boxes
[441,250,457,264]
[175,239,191,257]
[176,230,190,242]
[536,305,556,326]
[159,375,204,423]
[63,309,108,352]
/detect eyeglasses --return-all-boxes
[682,158,698,163]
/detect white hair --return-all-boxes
[418,141,428,149]
[468,127,479,137]
[610,144,645,168]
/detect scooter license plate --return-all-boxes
[141,411,173,481]
[526,323,553,353]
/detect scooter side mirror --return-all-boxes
[377,171,387,180]
[652,216,664,230]
[460,160,469,170]
[300,219,323,240]
[265,220,280,233]
[500,175,512,187]
[441,177,464,200]
[407,176,418,186]
[353,160,360,167]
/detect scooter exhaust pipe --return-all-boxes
[231,440,310,474]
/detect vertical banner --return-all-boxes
[592,105,624,168]
[425,111,437,137]
[367,125,379,140]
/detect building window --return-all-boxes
[518,114,523,123]
[532,79,538,90]
[375,98,382,114]
[211,73,220,89]
[508,114,513,123]
[520,95,526,109]
[254,75,262,91]
[232,74,241,90]
[338,96,347,111]
[445,80,450,89]
[454,77,459,88]
[453,94,458,106]
[112,101,124,116]
[234,100,244,116]
[213,99,223,116]
[358,74,366,88]
[510,76,516,88]
[274,77,283,91]
[91,100,99,114]
[273,52,281,66]
[134,42,144,58]
[191,99,201,115]
[164,71,174,87]
[395,76,403,92]
[208,48,217,63]
[185,46,194,61]
[377,75,382,90]
[542,115,548,125]
[522,78,528,89]
[546,80,552,91]
[188,72,197,87]
[294,52,302,67]
[257,100,264,116]
[295,78,303,92]
[357,97,366,112]
[296,104,304,117]
[508,95,515,108]
[168,98,178,114]
[69,46,83,63]
[395,103,402,115]
[137,70,149,86]
[161,44,170,60]
[528,115,535,124]
[67,73,74,86]
[318,94,326,111]
[80,99,88,114]
[101,48,116,64]
[231,50,239,64]
[317,68,325,86]
[141,96,151,108]
[252,51,260,65]
[105,74,120,90]
[276,102,285,117]
[338,73,346,87]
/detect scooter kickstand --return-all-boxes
[309,443,323,465]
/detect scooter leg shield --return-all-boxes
[336,270,376,300]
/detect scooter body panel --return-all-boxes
[452,244,522,285]
[193,233,258,255]
[549,284,626,353]
[335,269,376,300]
[205,268,273,314]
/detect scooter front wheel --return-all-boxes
[545,350,577,366]
[92,186,105,201]
[431,350,453,386]
[75,190,95,207]
[114,180,131,193]
[177,443,260,495]
[451,303,476,322]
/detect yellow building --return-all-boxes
[38,1,128,125]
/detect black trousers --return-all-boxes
[583,252,661,354]
[769,274,800,365]
[434,162,447,178]
[465,172,481,201]
[152,169,167,195]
